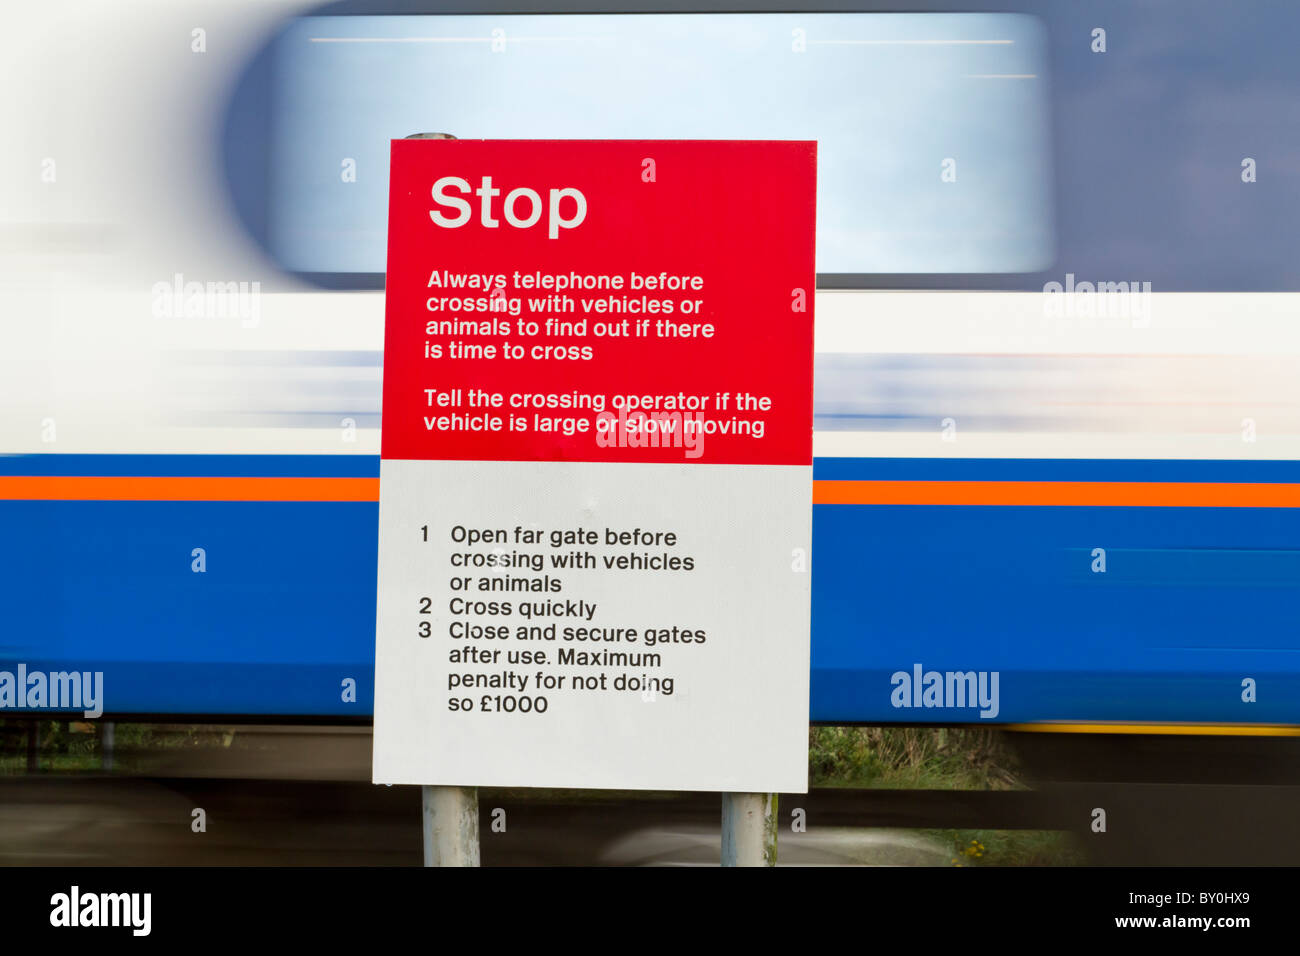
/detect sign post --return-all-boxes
[421,785,479,867]
[374,139,817,862]
[721,792,778,867]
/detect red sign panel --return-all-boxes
[381,139,817,466]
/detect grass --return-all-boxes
[931,828,1087,867]
[809,725,1022,791]
[809,725,1084,865]
[0,720,234,774]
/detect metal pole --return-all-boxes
[422,785,480,866]
[721,792,778,866]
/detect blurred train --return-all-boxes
[2,1,1298,765]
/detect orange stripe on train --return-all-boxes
[2,476,1298,507]
[0,476,381,502]
[814,480,1300,507]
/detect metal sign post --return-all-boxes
[721,792,778,866]
[422,785,480,867]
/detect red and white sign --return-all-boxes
[373,140,816,792]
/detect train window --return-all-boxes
[247,12,1054,280]
[223,2,1300,293]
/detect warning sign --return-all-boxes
[373,140,816,792]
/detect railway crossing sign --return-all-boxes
[372,139,817,792]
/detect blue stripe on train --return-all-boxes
[0,500,379,716]
[810,502,1300,723]
[5,454,1300,483]
[0,456,1296,720]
